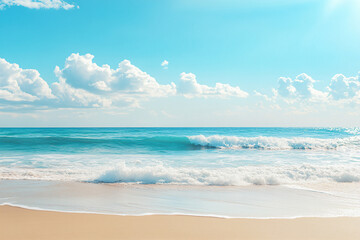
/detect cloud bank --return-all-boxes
[255,72,360,105]
[0,0,75,10]
[2,53,359,112]
[0,54,248,110]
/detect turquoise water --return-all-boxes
[0,127,358,153]
[1,127,360,185]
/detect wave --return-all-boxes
[188,135,360,150]
[0,135,359,151]
[0,136,201,152]
[94,164,360,185]
[1,163,360,186]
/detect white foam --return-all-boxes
[188,135,360,150]
[94,163,360,186]
[2,163,360,186]
[0,167,91,181]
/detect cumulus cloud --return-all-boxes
[55,53,176,97]
[276,73,328,102]
[254,89,278,102]
[0,55,163,109]
[2,54,250,111]
[270,71,360,106]
[0,0,75,10]
[3,53,360,113]
[177,72,248,98]
[161,60,168,69]
[0,58,54,103]
[327,73,360,100]
[51,79,112,108]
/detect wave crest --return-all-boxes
[188,135,360,150]
[93,164,360,186]
[2,163,360,186]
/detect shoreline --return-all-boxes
[1,179,359,219]
[1,206,360,240]
[0,203,357,219]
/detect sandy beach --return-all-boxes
[1,206,360,240]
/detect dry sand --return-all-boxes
[1,205,360,240]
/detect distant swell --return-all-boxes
[0,136,200,151]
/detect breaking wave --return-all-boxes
[2,163,360,186]
[188,135,360,150]
[92,163,360,185]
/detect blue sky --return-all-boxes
[0,0,360,127]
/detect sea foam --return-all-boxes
[94,163,360,186]
[1,163,360,186]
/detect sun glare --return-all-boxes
[325,0,360,15]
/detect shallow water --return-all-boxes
[1,180,360,218]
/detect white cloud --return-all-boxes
[277,73,328,102]
[161,60,169,69]
[55,55,248,104]
[55,53,176,97]
[327,73,360,100]
[273,71,360,106]
[0,55,159,109]
[114,59,176,96]
[177,72,248,98]
[0,56,151,110]
[0,54,250,110]
[254,89,277,102]
[0,58,54,102]
[51,78,112,108]
[0,0,75,10]
[2,54,360,113]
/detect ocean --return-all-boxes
[1,127,360,218]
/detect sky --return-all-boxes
[0,0,360,127]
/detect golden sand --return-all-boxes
[1,205,360,240]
